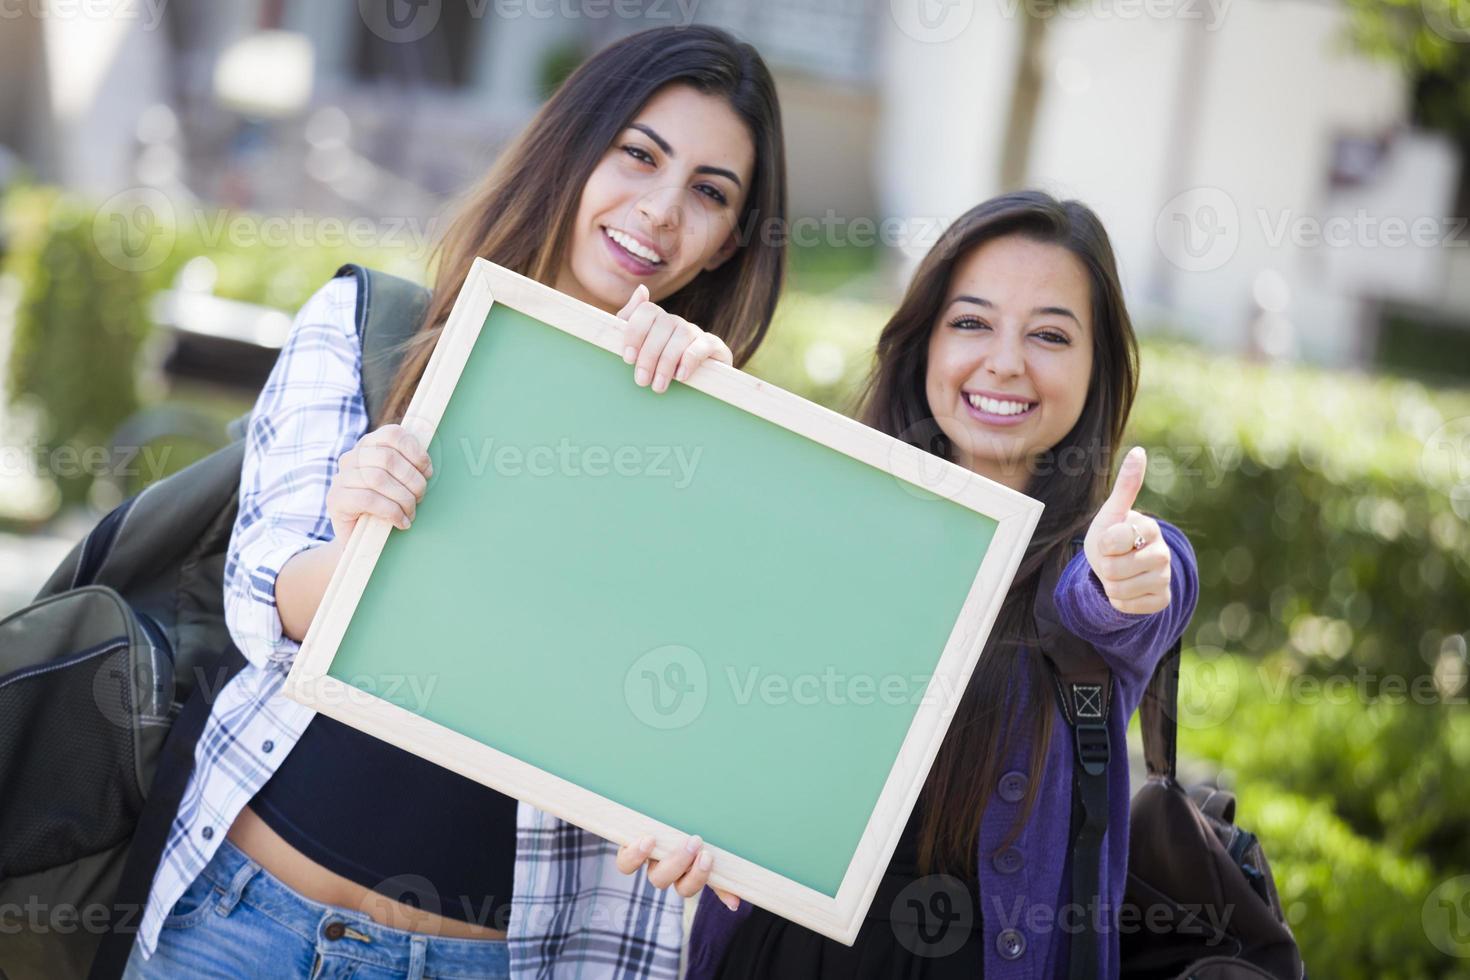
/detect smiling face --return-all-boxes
[924,235,1095,491]
[555,83,756,313]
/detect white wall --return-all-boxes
[1022,0,1411,364]
[874,0,1025,264]
[41,10,171,195]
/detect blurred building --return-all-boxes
[2,0,1465,370]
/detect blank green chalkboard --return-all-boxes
[284,258,1041,944]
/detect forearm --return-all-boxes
[275,536,348,642]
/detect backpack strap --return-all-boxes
[223,267,430,440]
[1034,544,1111,980]
[1139,639,1182,781]
[334,264,432,426]
[1037,543,1185,980]
[88,647,250,980]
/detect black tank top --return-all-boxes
[250,712,517,930]
[713,801,984,978]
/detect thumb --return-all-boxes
[616,283,649,320]
[713,886,742,912]
[1098,447,1146,526]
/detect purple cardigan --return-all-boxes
[686,521,1198,980]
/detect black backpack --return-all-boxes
[0,265,430,980]
[1035,550,1305,979]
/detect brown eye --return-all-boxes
[696,184,729,206]
[622,145,655,165]
[952,316,990,331]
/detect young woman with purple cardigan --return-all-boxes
[684,192,1199,979]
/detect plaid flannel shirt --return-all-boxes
[133,275,686,977]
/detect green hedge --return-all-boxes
[1178,651,1470,978]
[1182,649,1470,873]
[1127,344,1470,684]
[1,186,423,509]
[4,189,153,505]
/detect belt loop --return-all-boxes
[215,855,261,916]
[406,934,428,980]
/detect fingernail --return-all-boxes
[684,835,702,855]
[675,364,688,381]
[635,367,650,386]
[697,850,712,871]
[653,373,667,392]
[724,895,740,911]
[623,346,636,364]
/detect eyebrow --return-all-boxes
[950,294,1081,326]
[628,123,743,189]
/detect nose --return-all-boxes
[982,326,1026,380]
[637,186,684,233]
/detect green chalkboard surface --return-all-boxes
[286,259,1041,943]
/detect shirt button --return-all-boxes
[262,740,274,753]
[998,770,1028,803]
[324,921,346,941]
[993,775,1029,805]
[992,846,1023,875]
[997,928,1026,959]
[200,826,214,840]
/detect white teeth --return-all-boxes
[604,227,664,265]
[966,393,1033,416]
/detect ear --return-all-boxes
[702,229,740,273]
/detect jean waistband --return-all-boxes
[198,837,510,977]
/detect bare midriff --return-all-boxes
[225,805,509,940]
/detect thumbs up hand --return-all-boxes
[1083,447,1172,616]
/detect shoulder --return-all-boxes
[293,274,359,339]
[272,275,363,377]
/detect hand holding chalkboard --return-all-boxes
[615,833,744,911]
[327,424,435,535]
[616,283,735,394]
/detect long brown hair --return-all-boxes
[377,26,787,426]
[857,191,1139,877]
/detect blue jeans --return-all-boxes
[123,837,510,979]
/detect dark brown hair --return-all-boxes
[857,190,1139,877]
[377,25,787,426]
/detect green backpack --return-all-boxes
[0,265,429,980]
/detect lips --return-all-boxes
[601,225,667,277]
[961,390,1038,427]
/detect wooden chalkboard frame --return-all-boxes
[283,257,1042,945]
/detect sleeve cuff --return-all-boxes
[1056,548,1153,635]
[238,537,323,670]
